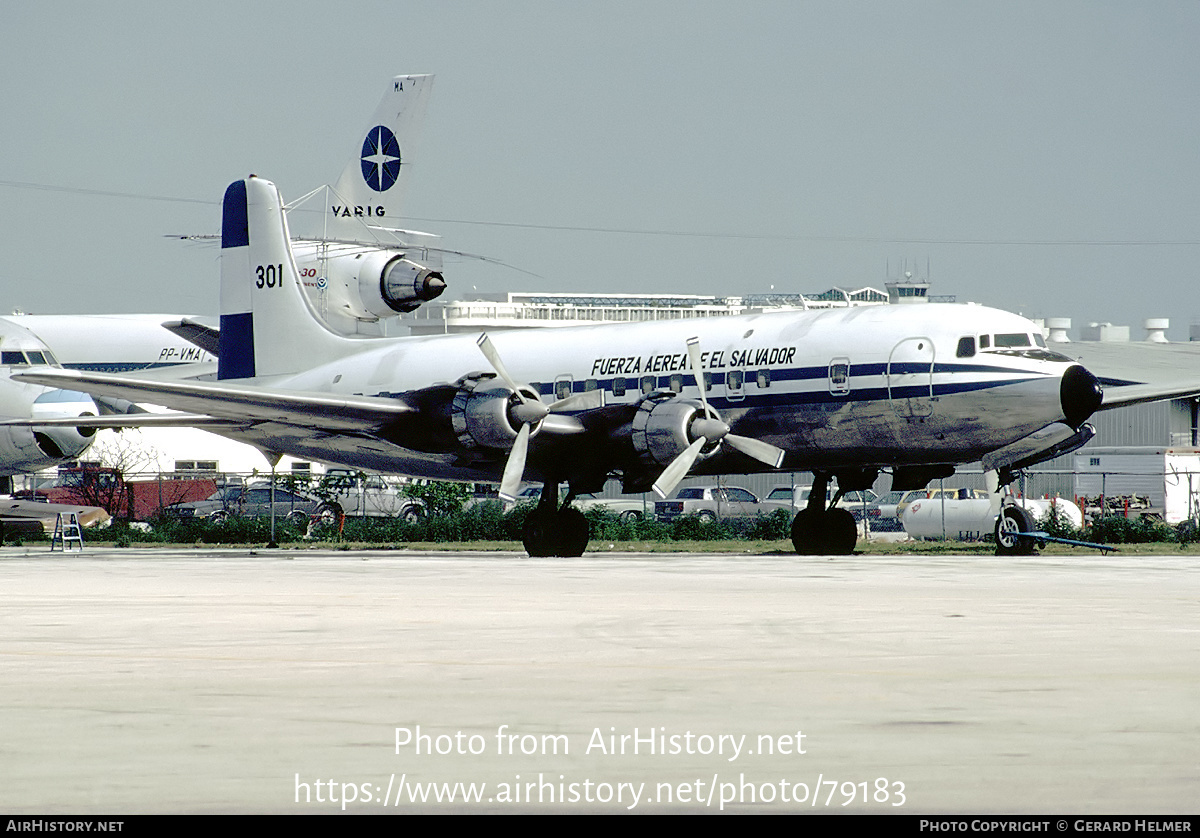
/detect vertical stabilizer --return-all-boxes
[326,74,434,237]
[219,177,354,380]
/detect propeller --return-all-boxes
[476,333,603,501]
[651,336,786,498]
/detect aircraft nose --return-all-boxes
[1060,364,1102,428]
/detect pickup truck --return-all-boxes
[313,470,425,522]
[654,485,781,522]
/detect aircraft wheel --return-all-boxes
[790,509,821,555]
[556,508,590,557]
[791,509,858,556]
[522,508,558,557]
[994,506,1037,556]
[825,508,858,555]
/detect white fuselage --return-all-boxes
[224,302,1079,484]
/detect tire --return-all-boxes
[790,508,820,555]
[399,504,424,524]
[825,508,858,555]
[286,510,310,527]
[556,508,590,557]
[316,502,344,527]
[994,506,1037,556]
[522,508,557,557]
[696,510,717,524]
[209,511,228,524]
[790,508,858,556]
[618,510,641,522]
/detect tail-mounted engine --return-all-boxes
[293,244,446,322]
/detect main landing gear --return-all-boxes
[790,472,858,556]
[522,481,589,557]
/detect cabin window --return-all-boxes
[584,379,598,391]
[702,371,713,392]
[828,359,850,395]
[727,369,744,391]
[956,336,976,358]
[756,369,771,389]
[640,375,656,395]
[554,378,573,400]
[980,334,991,349]
[669,373,684,393]
[612,377,626,397]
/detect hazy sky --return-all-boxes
[3,1,1198,337]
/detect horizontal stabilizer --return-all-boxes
[162,317,221,357]
[11,368,414,431]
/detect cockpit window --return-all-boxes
[1,351,26,366]
[25,351,47,365]
[956,337,976,358]
[1033,333,1046,348]
[994,333,1031,348]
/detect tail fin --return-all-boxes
[326,74,433,237]
[219,177,355,380]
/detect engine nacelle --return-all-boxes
[631,395,720,468]
[293,243,446,324]
[450,375,542,451]
[0,386,98,476]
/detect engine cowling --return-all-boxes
[0,385,98,476]
[294,244,445,323]
[631,395,721,469]
[450,374,543,451]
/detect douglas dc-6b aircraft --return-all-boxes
[15,177,1197,556]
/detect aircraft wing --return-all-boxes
[1097,380,1200,411]
[10,368,415,431]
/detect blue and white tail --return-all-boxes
[325,74,433,238]
[219,176,356,380]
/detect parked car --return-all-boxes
[763,485,878,514]
[314,469,424,521]
[655,486,781,523]
[510,485,648,520]
[900,491,1083,543]
[164,485,323,525]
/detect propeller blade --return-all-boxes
[652,437,706,499]
[499,423,531,501]
[685,336,711,414]
[476,333,532,404]
[548,389,605,412]
[726,433,786,468]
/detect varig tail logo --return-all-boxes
[360,125,401,192]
